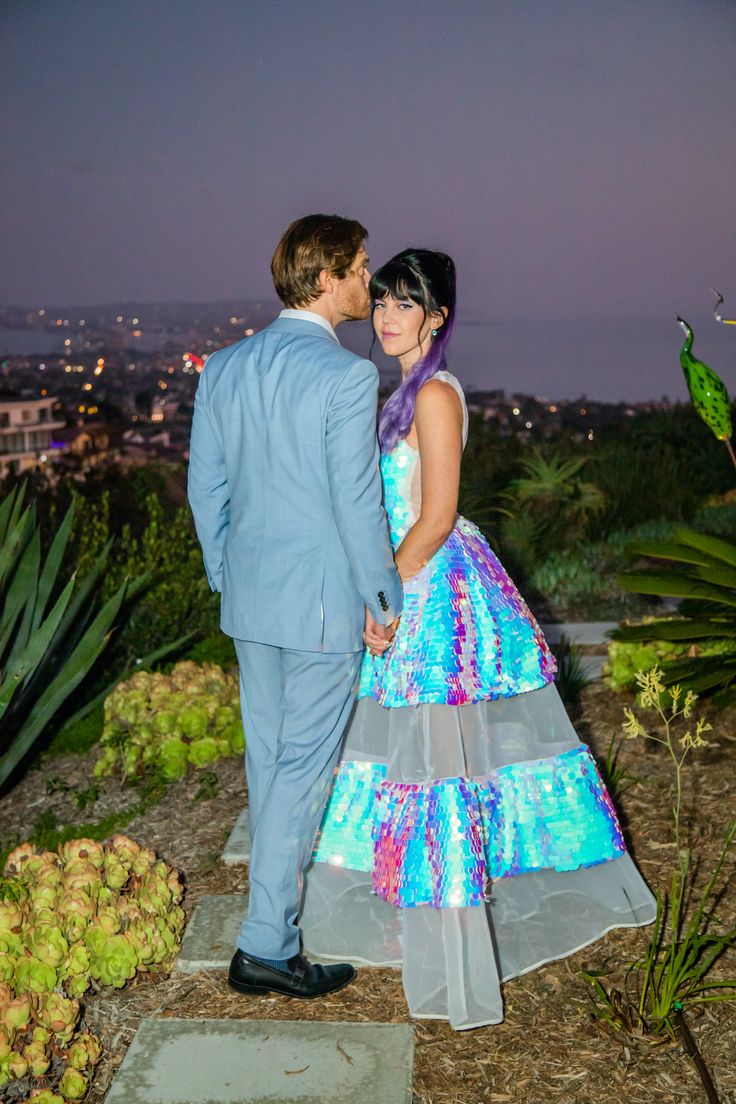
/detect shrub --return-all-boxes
[603,633,733,694]
[528,543,650,621]
[73,491,219,677]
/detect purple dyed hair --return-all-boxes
[372,249,457,453]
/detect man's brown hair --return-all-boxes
[271,214,368,308]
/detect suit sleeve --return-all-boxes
[187,369,230,592]
[325,359,403,624]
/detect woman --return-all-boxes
[300,249,655,1030]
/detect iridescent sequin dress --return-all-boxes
[300,371,655,1030]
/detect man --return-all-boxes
[188,214,403,1000]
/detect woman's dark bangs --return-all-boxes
[369,261,426,306]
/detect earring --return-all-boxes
[431,328,438,337]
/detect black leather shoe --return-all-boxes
[228,950,356,1000]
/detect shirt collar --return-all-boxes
[278,308,340,344]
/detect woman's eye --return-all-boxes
[398,302,413,310]
[373,301,385,309]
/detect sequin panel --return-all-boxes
[312,760,386,872]
[372,775,488,907]
[360,515,556,707]
[313,748,627,909]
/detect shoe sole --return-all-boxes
[227,970,356,1001]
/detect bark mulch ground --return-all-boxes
[1,680,735,1104]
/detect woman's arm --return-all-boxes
[394,379,463,581]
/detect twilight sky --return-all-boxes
[2,1,735,334]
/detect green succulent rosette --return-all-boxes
[96,660,245,780]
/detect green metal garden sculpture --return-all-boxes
[677,315,736,468]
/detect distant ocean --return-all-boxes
[3,316,734,403]
[341,315,736,404]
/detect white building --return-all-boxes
[0,394,66,478]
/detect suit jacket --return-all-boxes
[187,316,403,652]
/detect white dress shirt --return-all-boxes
[279,308,339,344]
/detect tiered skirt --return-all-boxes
[300,519,656,1029]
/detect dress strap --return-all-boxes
[433,371,469,447]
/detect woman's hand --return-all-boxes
[363,609,399,656]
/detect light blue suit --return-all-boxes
[188,315,402,959]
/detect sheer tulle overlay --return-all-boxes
[302,689,656,1029]
[300,373,656,1030]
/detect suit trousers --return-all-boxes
[233,639,360,960]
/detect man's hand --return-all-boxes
[363,609,398,656]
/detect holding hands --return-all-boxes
[363,608,399,657]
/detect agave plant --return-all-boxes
[0,485,145,788]
[614,528,736,695]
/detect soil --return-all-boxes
[1,680,735,1104]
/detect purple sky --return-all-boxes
[2,0,735,326]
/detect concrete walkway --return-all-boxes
[105,1018,414,1104]
[540,621,617,645]
[177,895,250,974]
[222,811,250,865]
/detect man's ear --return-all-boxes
[317,268,334,296]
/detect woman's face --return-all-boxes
[372,294,441,359]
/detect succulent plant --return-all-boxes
[0,1025,14,1059]
[14,957,57,994]
[27,924,69,968]
[60,839,105,870]
[23,1038,52,1076]
[34,992,80,1041]
[7,1048,28,1078]
[96,660,244,780]
[58,1066,89,1100]
[87,932,138,988]
[3,994,32,1031]
[0,834,183,1099]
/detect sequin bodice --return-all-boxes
[380,441,422,550]
[380,370,468,550]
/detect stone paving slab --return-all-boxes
[177,894,249,974]
[541,621,618,646]
[222,810,251,865]
[105,1017,414,1104]
[580,654,606,680]
[177,895,341,973]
